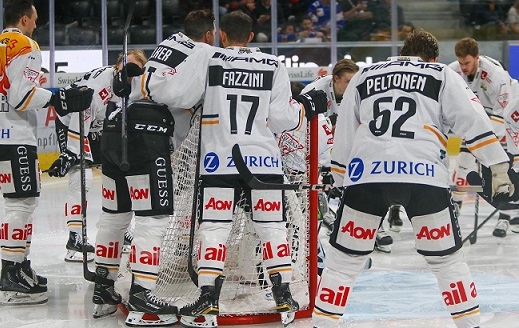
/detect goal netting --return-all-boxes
[153,112,318,324]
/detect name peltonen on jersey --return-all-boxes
[366,73,427,95]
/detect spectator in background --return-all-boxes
[371,0,414,41]
[472,0,508,40]
[278,22,298,42]
[507,0,519,38]
[253,0,285,42]
[337,0,374,41]
[306,0,345,38]
[297,15,326,40]
[280,0,311,22]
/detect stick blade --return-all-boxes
[232,144,298,190]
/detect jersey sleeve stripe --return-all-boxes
[16,87,36,111]
[467,137,500,151]
[489,116,505,124]
[464,131,495,145]
[423,125,448,147]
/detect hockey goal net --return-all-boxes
[153,112,319,325]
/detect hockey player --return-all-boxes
[0,0,93,305]
[313,30,518,328]
[92,9,217,326]
[501,78,519,232]
[47,49,147,263]
[448,37,515,238]
[128,10,326,327]
[300,59,395,252]
[301,58,359,119]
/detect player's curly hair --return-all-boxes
[400,29,439,62]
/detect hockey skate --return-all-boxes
[0,260,48,305]
[21,258,47,287]
[493,213,510,238]
[65,231,95,262]
[123,229,133,253]
[126,279,178,327]
[180,275,224,328]
[92,266,121,318]
[387,206,403,232]
[270,272,299,327]
[375,226,392,253]
[510,217,519,233]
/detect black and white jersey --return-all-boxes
[449,56,511,141]
[449,56,511,117]
[64,65,118,160]
[131,44,305,176]
[302,75,339,117]
[504,78,519,167]
[129,32,212,148]
[200,47,304,176]
[331,56,509,188]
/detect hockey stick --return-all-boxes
[462,207,498,245]
[79,110,95,282]
[232,144,482,193]
[119,0,136,172]
[42,163,101,174]
[231,144,334,191]
[187,112,203,287]
[469,163,481,245]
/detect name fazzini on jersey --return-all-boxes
[209,66,273,90]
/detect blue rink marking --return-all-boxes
[340,270,519,321]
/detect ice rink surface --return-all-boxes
[1,169,519,328]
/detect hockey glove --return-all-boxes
[294,89,328,121]
[113,62,144,98]
[47,150,80,178]
[466,161,519,210]
[50,85,94,117]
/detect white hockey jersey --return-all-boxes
[503,78,519,168]
[331,56,509,188]
[129,32,211,148]
[448,55,511,140]
[277,113,333,172]
[0,28,53,146]
[63,66,119,161]
[301,75,339,117]
[131,43,305,176]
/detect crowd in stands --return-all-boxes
[30,0,519,46]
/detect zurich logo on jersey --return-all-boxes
[348,158,364,182]
[204,152,220,173]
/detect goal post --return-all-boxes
[153,113,319,325]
